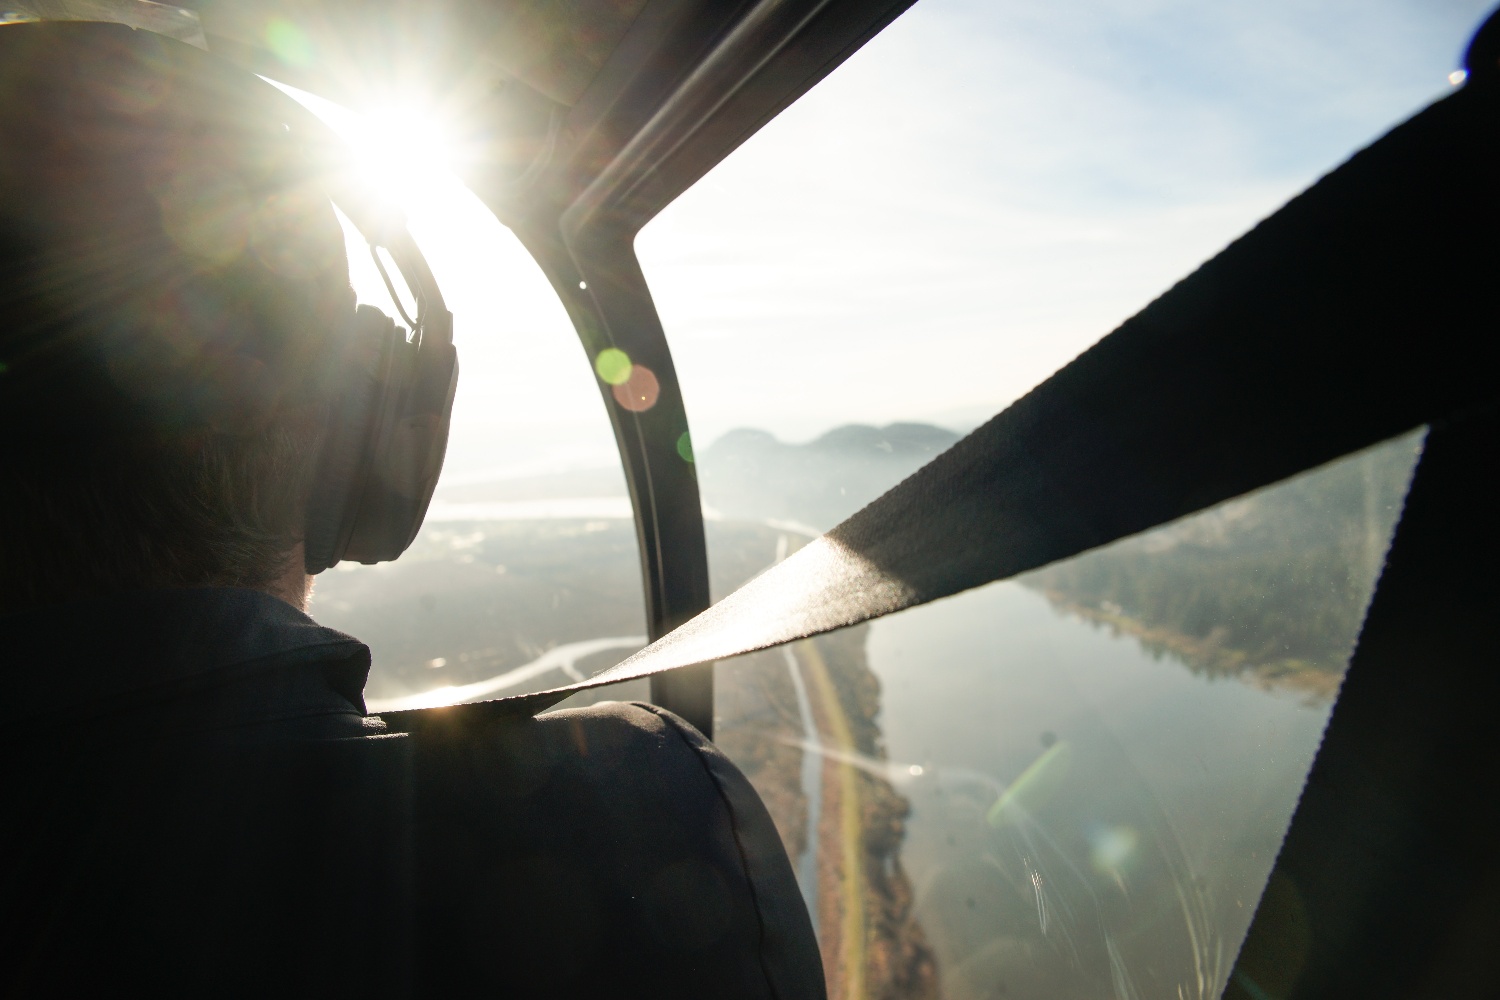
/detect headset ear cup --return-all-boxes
[340,310,457,564]
[303,305,398,574]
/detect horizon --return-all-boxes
[292,0,1490,484]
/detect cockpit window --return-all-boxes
[640,1,1480,467]
[715,433,1421,998]
[636,0,1483,994]
[285,88,646,710]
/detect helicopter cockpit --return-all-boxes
[4,0,1497,996]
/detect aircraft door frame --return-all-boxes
[510,220,714,736]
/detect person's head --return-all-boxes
[0,22,353,612]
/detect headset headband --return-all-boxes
[243,55,459,572]
[0,16,460,572]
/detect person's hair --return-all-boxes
[0,23,353,611]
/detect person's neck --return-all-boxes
[266,542,314,612]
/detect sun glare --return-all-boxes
[344,103,457,197]
[266,81,456,210]
[265,78,619,484]
[267,81,471,313]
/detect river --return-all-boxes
[859,579,1335,1000]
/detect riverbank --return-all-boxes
[1030,588,1346,704]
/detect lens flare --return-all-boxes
[676,430,694,462]
[987,739,1072,827]
[265,18,313,67]
[1088,824,1140,874]
[594,347,632,385]
[157,168,252,267]
[613,364,660,412]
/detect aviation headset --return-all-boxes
[5,20,459,575]
[298,213,459,575]
[281,108,461,575]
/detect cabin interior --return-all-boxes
[5,0,1498,995]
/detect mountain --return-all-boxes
[699,422,962,531]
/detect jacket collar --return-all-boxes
[3,587,371,737]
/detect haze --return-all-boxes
[296,0,1488,483]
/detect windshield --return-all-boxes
[641,0,1478,455]
[635,0,1484,996]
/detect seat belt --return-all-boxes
[384,56,1500,733]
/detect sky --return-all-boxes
[637,0,1491,444]
[302,0,1494,481]
[284,87,619,482]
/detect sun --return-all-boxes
[264,76,602,446]
[341,101,457,199]
[267,80,484,319]
[266,80,455,204]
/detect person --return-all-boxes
[0,20,822,998]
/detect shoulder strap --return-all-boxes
[384,68,1500,733]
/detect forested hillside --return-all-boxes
[700,422,1424,697]
[1020,432,1423,694]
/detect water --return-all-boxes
[864,581,1335,1000]
[320,428,1415,997]
[703,434,1419,1000]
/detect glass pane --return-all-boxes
[280,89,645,710]
[638,0,1484,530]
[714,433,1422,998]
[639,4,1476,990]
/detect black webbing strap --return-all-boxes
[1223,408,1500,996]
[383,61,1500,734]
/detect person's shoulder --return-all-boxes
[535,697,697,744]
[421,699,728,811]
[410,700,826,999]
[533,698,719,769]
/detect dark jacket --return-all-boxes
[0,588,823,998]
